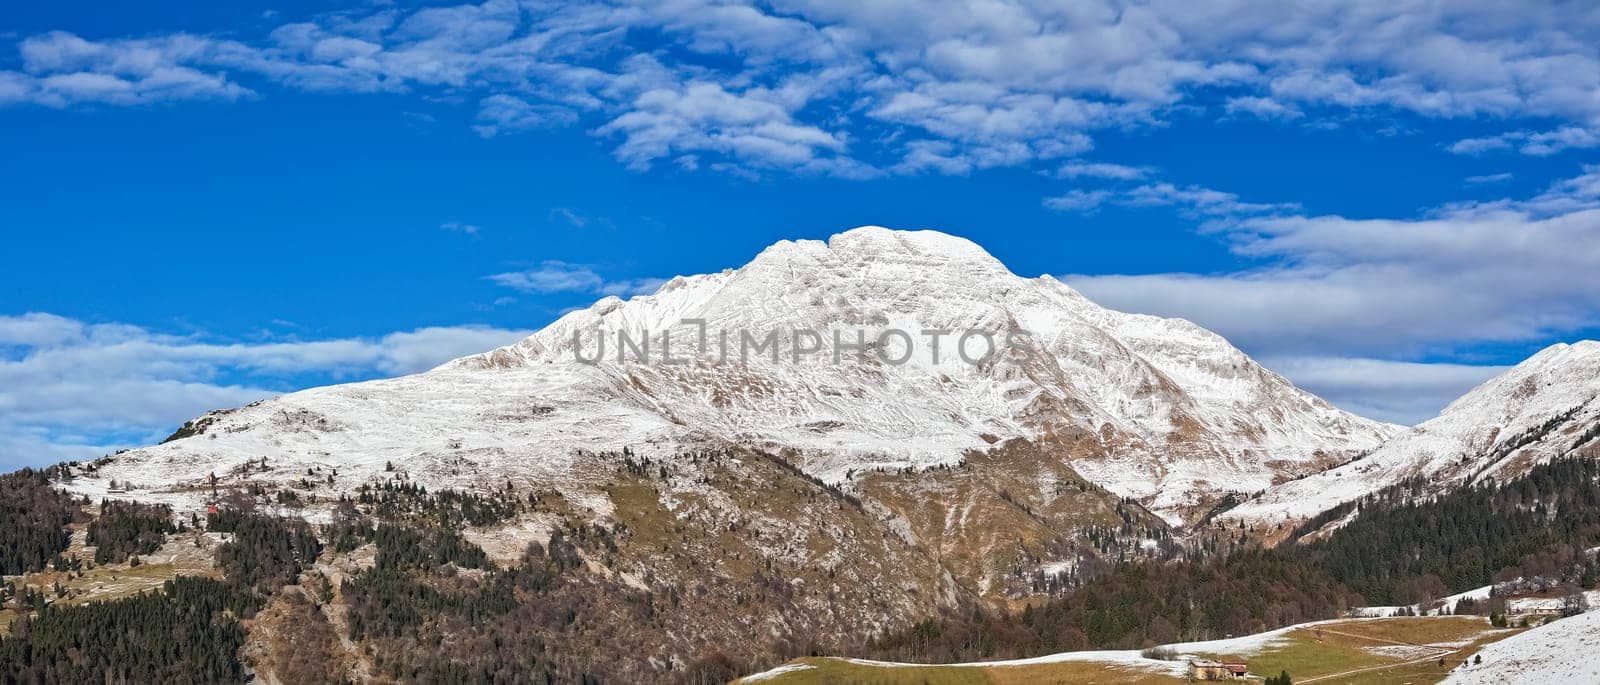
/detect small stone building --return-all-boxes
[1506,597,1565,620]
[1189,659,1249,680]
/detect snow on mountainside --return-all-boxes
[1444,610,1600,684]
[1230,340,1600,526]
[70,227,1393,519]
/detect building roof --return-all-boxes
[1190,659,1249,672]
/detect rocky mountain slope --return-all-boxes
[1229,341,1600,529]
[74,227,1393,522]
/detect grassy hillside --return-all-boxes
[738,616,1521,685]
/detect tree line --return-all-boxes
[864,456,1600,662]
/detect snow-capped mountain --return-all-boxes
[53,227,1600,676]
[1230,340,1600,526]
[76,227,1393,521]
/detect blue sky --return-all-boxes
[4,1,1600,467]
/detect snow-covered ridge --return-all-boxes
[75,226,1394,519]
[1231,340,1600,525]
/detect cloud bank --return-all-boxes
[1064,166,1600,423]
[0,313,531,468]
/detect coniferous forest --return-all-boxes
[866,456,1600,662]
[0,576,258,684]
[87,499,176,564]
[208,509,323,592]
[0,468,83,575]
[0,487,330,684]
[1295,457,1600,604]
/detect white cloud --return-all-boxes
[1045,180,1297,217]
[1057,161,1149,180]
[487,261,665,297]
[1043,189,1113,212]
[595,78,859,174]
[440,220,481,235]
[371,325,533,375]
[0,313,532,468]
[1118,182,1298,216]
[598,277,668,297]
[473,94,577,138]
[5,31,254,107]
[870,86,1102,172]
[1224,96,1302,120]
[1448,127,1600,156]
[1447,135,1514,155]
[1065,166,1600,359]
[1057,168,1600,423]
[1260,356,1508,425]
[0,311,94,347]
[1521,127,1600,156]
[1465,172,1513,185]
[487,261,605,294]
[10,1,1600,176]
[0,427,149,471]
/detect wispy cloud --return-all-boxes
[598,277,668,297]
[1056,161,1150,181]
[487,261,604,294]
[1045,181,1296,218]
[440,220,481,235]
[1447,135,1515,156]
[1448,127,1600,157]
[1117,183,1299,217]
[1042,189,1114,213]
[548,207,612,230]
[1224,96,1303,121]
[474,94,577,138]
[487,261,664,298]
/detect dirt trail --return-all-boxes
[1298,629,1457,683]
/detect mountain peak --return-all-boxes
[1232,338,1600,526]
[1529,339,1600,364]
[827,226,1001,263]
[749,226,1010,275]
[1436,339,1600,417]
[87,225,1396,524]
